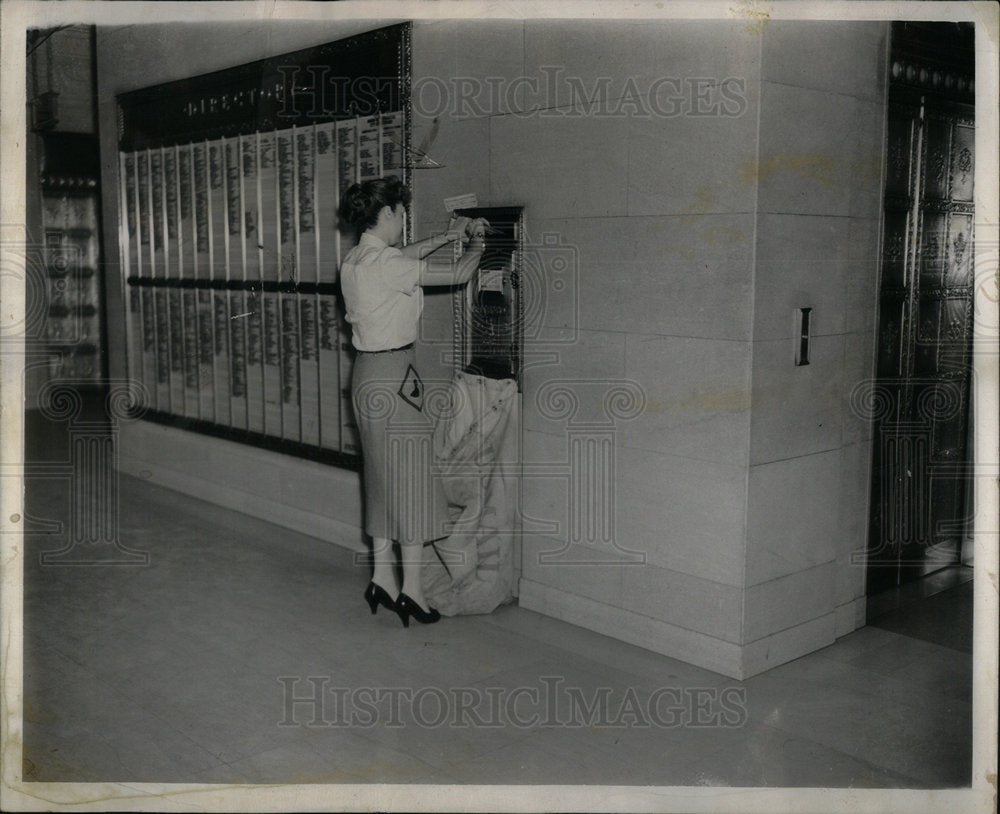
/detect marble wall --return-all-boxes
[410,19,887,678]
[411,20,761,676]
[743,22,887,675]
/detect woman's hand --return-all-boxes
[466,217,490,241]
[420,216,492,285]
[447,216,472,243]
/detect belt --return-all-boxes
[358,343,414,354]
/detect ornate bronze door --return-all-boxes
[867,23,975,596]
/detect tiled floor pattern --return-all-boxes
[21,420,972,787]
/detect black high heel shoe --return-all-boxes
[364,582,397,615]
[394,593,441,628]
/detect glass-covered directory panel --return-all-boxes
[116,24,411,468]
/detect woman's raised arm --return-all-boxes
[397,216,471,260]
[397,216,489,287]
[418,232,486,287]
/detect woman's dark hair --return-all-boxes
[337,175,412,233]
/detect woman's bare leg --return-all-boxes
[371,536,398,594]
[399,540,430,611]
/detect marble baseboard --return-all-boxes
[741,612,838,678]
[835,597,867,638]
[518,577,744,679]
[119,421,366,554]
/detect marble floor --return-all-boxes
[20,412,973,789]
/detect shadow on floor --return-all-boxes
[869,579,974,654]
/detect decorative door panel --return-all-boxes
[949,122,975,202]
[866,22,974,596]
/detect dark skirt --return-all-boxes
[351,346,450,544]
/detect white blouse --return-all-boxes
[340,232,425,351]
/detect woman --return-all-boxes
[338,176,487,627]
